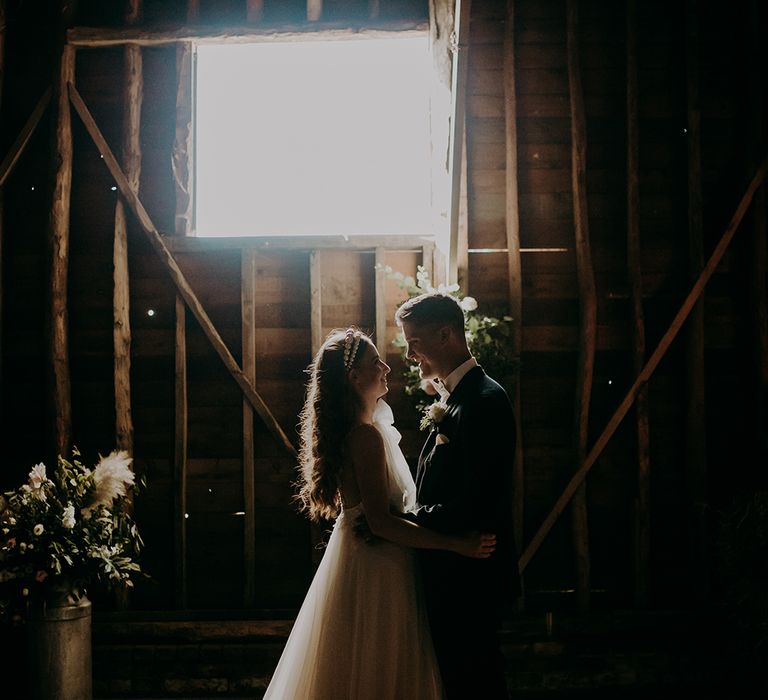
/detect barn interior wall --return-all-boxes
[1,0,765,612]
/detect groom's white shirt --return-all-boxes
[432,357,478,399]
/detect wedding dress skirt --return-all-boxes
[263,402,442,699]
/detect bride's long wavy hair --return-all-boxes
[295,328,371,522]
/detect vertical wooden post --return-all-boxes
[374,247,387,359]
[114,0,142,456]
[626,0,651,607]
[171,0,196,611]
[368,0,380,19]
[173,48,193,236]
[49,44,75,458]
[174,295,188,609]
[447,0,471,285]
[246,0,264,23]
[241,249,257,607]
[566,0,594,612]
[456,122,469,293]
[307,0,322,22]
[685,0,708,600]
[504,0,525,573]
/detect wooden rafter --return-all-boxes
[519,158,768,573]
[67,21,428,47]
[67,82,297,459]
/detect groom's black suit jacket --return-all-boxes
[409,365,521,613]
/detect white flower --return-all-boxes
[428,402,448,423]
[459,296,478,312]
[27,463,48,502]
[420,401,449,431]
[84,450,134,514]
[19,542,27,552]
[62,505,76,529]
[33,524,44,536]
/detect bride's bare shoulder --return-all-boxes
[345,423,384,456]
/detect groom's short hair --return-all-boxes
[395,292,464,335]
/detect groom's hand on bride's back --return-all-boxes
[353,513,380,545]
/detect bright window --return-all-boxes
[194,36,432,237]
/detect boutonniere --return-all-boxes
[420,400,448,432]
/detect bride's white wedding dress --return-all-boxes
[264,401,442,699]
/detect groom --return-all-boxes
[397,292,520,699]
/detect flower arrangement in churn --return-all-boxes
[0,449,145,621]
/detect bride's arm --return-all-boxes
[347,424,494,558]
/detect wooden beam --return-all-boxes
[310,250,323,356]
[447,0,471,284]
[164,234,432,252]
[374,247,387,358]
[0,88,52,188]
[67,21,428,47]
[49,46,75,458]
[247,0,264,24]
[173,42,194,236]
[503,0,524,564]
[626,0,650,608]
[174,295,188,609]
[519,158,768,573]
[126,0,141,23]
[307,0,322,22]
[566,0,594,612]
[114,8,142,457]
[68,83,298,458]
[241,249,257,608]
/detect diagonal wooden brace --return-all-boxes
[519,157,768,573]
[0,87,52,187]
[67,81,298,459]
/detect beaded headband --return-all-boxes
[342,330,363,371]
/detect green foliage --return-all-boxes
[379,264,519,414]
[0,449,146,621]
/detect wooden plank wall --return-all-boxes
[0,0,764,612]
[465,0,765,607]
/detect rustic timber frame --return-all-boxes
[1,0,766,612]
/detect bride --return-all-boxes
[263,328,496,699]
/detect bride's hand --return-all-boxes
[455,531,496,558]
